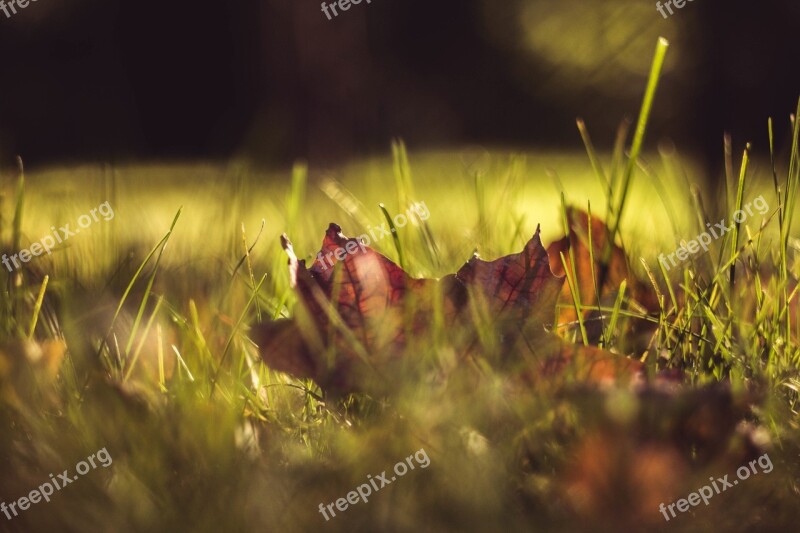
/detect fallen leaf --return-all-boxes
[254,222,642,394]
[548,207,659,347]
[456,223,564,328]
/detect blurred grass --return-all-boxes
[0,132,799,533]
[9,149,704,275]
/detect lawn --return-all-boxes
[1,42,800,533]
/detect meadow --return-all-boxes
[1,43,800,532]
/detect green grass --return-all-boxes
[2,41,800,532]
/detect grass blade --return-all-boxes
[27,275,49,339]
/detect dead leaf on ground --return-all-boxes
[254,222,645,394]
[547,207,659,348]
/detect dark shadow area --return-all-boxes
[0,0,797,177]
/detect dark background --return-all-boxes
[0,0,798,173]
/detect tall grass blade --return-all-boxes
[27,275,49,339]
[605,37,669,284]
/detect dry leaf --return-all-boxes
[254,222,643,394]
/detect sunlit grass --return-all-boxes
[2,40,800,532]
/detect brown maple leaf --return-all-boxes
[548,207,659,347]
[257,223,453,392]
[456,224,565,328]
[253,222,642,394]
